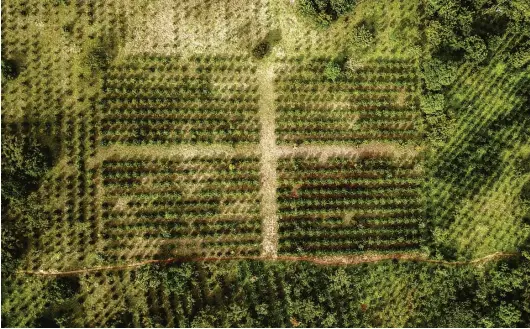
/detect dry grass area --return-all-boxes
[118,0,270,56]
[122,0,176,56]
[276,143,422,161]
[88,144,260,168]
[173,0,270,55]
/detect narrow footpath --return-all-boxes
[256,61,279,258]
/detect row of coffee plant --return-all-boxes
[274,57,421,145]
[100,155,263,261]
[101,55,261,145]
[277,155,426,255]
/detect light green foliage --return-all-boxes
[420,93,445,115]
[323,61,342,81]
[422,0,530,259]
[511,47,530,68]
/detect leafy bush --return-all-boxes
[298,0,357,26]
[421,58,459,91]
[1,59,20,80]
[420,93,445,115]
[85,35,118,71]
[510,47,530,68]
[352,24,375,50]
[252,42,270,59]
[1,134,54,273]
[323,61,341,81]
[464,35,488,63]
[1,135,51,204]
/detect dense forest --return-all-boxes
[2,259,530,327]
[2,0,529,327]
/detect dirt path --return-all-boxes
[257,61,279,258]
[19,252,519,276]
[276,143,422,160]
[87,144,260,167]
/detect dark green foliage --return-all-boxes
[522,180,530,202]
[2,276,82,328]
[86,35,118,72]
[464,35,488,63]
[87,47,114,71]
[1,59,20,80]
[34,277,82,327]
[252,42,270,59]
[252,28,283,59]
[425,0,528,62]
[1,134,54,274]
[7,259,530,327]
[299,0,358,26]
[421,58,458,91]
[1,135,51,205]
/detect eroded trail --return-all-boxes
[257,62,279,258]
[276,143,422,160]
[88,144,260,167]
[19,252,518,276]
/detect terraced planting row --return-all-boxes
[274,57,421,145]
[101,55,260,145]
[277,155,426,255]
[100,155,262,261]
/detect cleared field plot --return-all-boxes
[277,154,426,255]
[172,0,271,55]
[100,154,263,261]
[275,57,421,145]
[101,55,260,145]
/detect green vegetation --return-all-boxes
[299,0,359,26]
[101,55,260,145]
[421,0,530,260]
[1,134,54,274]
[275,57,420,145]
[101,155,262,260]
[277,155,426,255]
[323,61,342,81]
[1,0,529,327]
[3,258,530,327]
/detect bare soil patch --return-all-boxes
[257,62,279,258]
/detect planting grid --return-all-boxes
[93,54,426,262]
[0,0,426,270]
